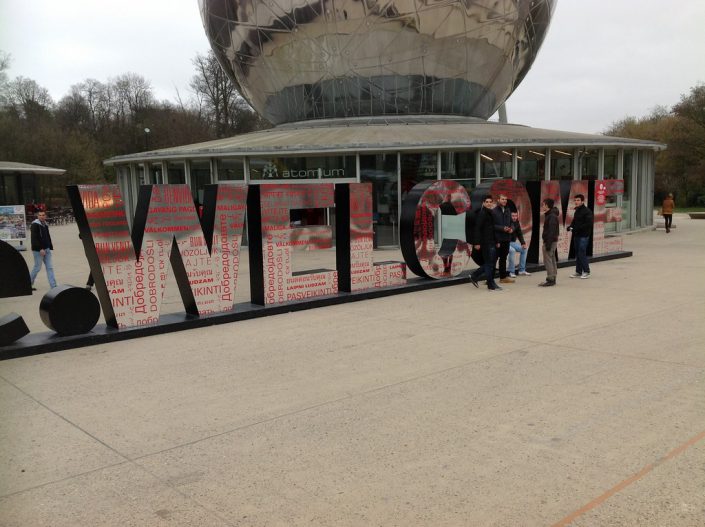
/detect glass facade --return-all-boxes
[517,149,546,181]
[400,153,438,200]
[360,154,398,247]
[111,143,658,248]
[581,149,599,180]
[190,160,212,208]
[217,159,245,181]
[480,150,512,181]
[550,149,573,180]
[167,161,186,184]
[441,151,476,195]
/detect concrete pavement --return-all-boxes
[0,214,704,526]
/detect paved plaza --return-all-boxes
[1,214,704,526]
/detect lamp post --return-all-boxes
[144,127,151,151]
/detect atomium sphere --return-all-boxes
[199,0,556,125]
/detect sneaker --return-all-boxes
[518,271,531,276]
[580,273,590,279]
[508,272,517,278]
[538,280,556,287]
[499,277,515,284]
[488,285,503,291]
[569,273,581,278]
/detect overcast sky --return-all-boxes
[1,0,704,134]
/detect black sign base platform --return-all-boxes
[0,251,631,360]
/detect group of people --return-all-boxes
[468,193,594,291]
[26,193,600,294]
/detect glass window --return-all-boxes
[580,149,599,180]
[135,164,147,186]
[190,160,212,208]
[604,150,618,180]
[480,150,512,181]
[249,155,355,181]
[517,149,546,182]
[400,153,437,200]
[150,163,164,184]
[217,158,245,181]
[167,161,186,184]
[441,151,476,195]
[360,154,398,247]
[550,149,573,180]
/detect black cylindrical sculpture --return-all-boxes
[39,285,100,336]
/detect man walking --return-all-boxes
[473,195,501,291]
[538,198,559,287]
[29,210,57,291]
[567,193,594,279]
[492,194,514,284]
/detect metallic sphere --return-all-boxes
[199,0,556,125]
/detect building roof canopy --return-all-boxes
[105,117,666,165]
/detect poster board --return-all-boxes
[0,205,27,245]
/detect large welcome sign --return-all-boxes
[66,180,624,331]
[0,179,625,353]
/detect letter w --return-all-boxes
[68,184,247,329]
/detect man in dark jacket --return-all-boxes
[567,193,594,279]
[473,194,501,291]
[491,194,514,284]
[29,211,57,290]
[538,198,559,287]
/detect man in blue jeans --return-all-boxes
[29,210,57,291]
[567,194,594,279]
[507,210,530,277]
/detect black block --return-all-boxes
[39,285,100,336]
[0,312,30,346]
[0,239,32,298]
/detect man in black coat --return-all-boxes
[538,198,560,287]
[473,194,502,291]
[567,193,594,279]
[491,194,514,284]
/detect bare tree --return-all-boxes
[2,76,54,120]
[189,51,266,137]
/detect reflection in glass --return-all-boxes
[480,150,512,181]
[401,153,438,201]
[167,161,186,184]
[360,154,398,247]
[190,160,212,207]
[441,151,476,197]
[150,163,163,184]
[550,149,573,180]
[217,158,245,180]
[517,149,546,181]
[580,149,599,180]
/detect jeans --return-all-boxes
[574,236,590,275]
[482,244,498,288]
[30,249,57,288]
[507,241,527,273]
